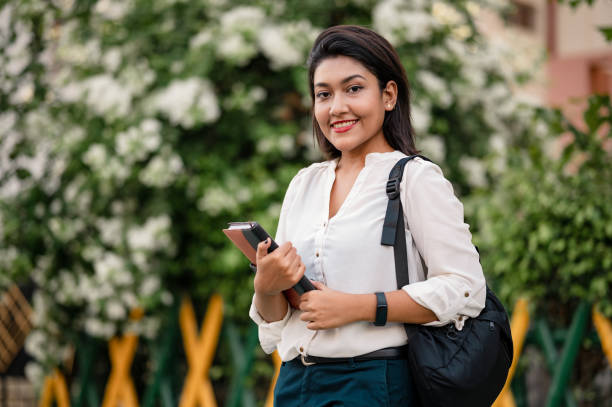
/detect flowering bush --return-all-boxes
[470,96,612,317]
[0,0,544,387]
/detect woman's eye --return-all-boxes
[316,91,330,99]
[348,85,362,93]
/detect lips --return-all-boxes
[330,119,358,133]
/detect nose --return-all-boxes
[329,94,348,116]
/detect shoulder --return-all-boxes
[291,160,334,184]
[402,156,446,191]
[285,159,335,195]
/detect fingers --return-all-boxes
[311,281,326,290]
[256,238,272,263]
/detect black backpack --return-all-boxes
[381,155,513,407]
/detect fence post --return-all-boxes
[264,351,282,407]
[142,301,181,407]
[178,294,223,407]
[592,306,612,368]
[545,301,589,407]
[534,319,577,407]
[493,298,530,407]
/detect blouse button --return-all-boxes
[464,292,470,298]
[299,347,304,353]
[458,316,463,321]
[315,252,319,257]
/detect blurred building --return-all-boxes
[478,0,612,125]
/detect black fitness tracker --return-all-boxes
[374,292,387,326]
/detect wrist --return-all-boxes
[351,293,377,323]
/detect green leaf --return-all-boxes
[599,26,612,42]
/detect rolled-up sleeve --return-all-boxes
[401,160,486,328]
[248,170,304,352]
[249,300,292,354]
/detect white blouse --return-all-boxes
[249,151,486,361]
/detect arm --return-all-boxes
[299,283,437,330]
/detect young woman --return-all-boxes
[249,25,486,406]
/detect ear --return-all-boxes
[383,80,398,111]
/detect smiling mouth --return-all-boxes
[331,119,358,132]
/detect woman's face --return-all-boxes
[313,55,396,157]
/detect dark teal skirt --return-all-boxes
[273,357,418,406]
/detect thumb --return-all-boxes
[256,238,271,263]
[311,281,328,290]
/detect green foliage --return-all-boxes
[471,95,612,318]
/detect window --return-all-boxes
[508,1,536,31]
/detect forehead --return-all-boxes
[313,55,375,85]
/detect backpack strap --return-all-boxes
[380,155,430,339]
[381,155,431,289]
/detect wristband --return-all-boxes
[374,292,387,326]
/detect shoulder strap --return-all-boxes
[381,155,431,288]
[380,155,431,339]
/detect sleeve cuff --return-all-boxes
[249,298,292,354]
[401,278,485,330]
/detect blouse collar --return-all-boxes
[327,150,405,170]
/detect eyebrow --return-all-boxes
[314,74,366,88]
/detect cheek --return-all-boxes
[314,105,328,128]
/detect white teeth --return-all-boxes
[331,120,357,128]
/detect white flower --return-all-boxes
[82,74,132,118]
[418,71,446,95]
[459,156,487,188]
[93,0,132,20]
[411,103,431,134]
[102,47,122,72]
[139,150,183,188]
[105,299,127,320]
[0,110,17,135]
[115,120,161,163]
[127,215,172,252]
[97,217,123,247]
[140,276,160,297]
[278,134,296,156]
[432,2,465,26]
[190,29,213,49]
[10,77,35,104]
[119,60,156,96]
[4,20,32,76]
[83,144,107,169]
[24,330,46,361]
[84,317,116,338]
[161,291,173,305]
[217,33,257,66]
[373,0,436,44]
[220,6,265,34]
[258,21,315,70]
[16,147,48,180]
[0,5,12,46]
[150,77,220,128]
[25,362,45,388]
[419,136,446,162]
[94,252,126,282]
[198,186,238,215]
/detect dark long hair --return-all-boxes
[307,25,418,159]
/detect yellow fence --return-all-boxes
[39,296,612,407]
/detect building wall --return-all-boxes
[476,0,612,126]
[556,1,612,58]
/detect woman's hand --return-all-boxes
[253,239,306,297]
[299,282,358,330]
